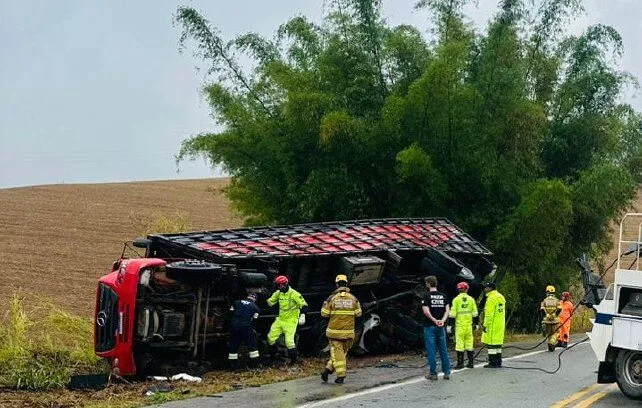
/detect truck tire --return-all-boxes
[165,260,222,284]
[615,350,642,400]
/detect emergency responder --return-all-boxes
[421,275,451,380]
[267,275,308,366]
[557,291,573,348]
[228,293,260,371]
[320,274,362,384]
[481,281,506,368]
[449,281,478,369]
[540,285,562,352]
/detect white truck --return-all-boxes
[588,213,642,400]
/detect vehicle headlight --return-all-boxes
[458,267,474,280]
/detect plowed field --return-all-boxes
[0,178,240,317]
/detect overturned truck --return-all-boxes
[94,218,495,376]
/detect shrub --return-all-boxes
[129,211,191,236]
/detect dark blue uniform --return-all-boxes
[228,299,260,368]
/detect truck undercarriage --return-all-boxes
[94,218,495,376]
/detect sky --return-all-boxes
[1,0,640,188]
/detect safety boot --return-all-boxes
[483,354,498,368]
[269,345,279,366]
[466,351,475,368]
[496,353,502,368]
[287,348,298,366]
[334,376,345,384]
[455,351,465,369]
[229,359,239,372]
[321,368,331,382]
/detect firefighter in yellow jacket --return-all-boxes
[320,274,362,384]
[481,281,506,368]
[540,285,561,352]
[449,282,478,369]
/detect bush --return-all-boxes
[129,211,191,236]
[0,293,103,390]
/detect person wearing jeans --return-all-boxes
[421,275,451,380]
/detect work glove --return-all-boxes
[446,325,452,335]
[298,314,306,325]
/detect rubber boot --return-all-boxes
[496,353,502,368]
[288,348,298,366]
[269,345,279,366]
[455,351,465,369]
[466,351,475,368]
[321,368,331,383]
[248,357,260,369]
[229,358,239,372]
[483,354,497,368]
[335,376,344,384]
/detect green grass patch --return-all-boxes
[0,292,104,390]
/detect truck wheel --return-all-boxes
[616,350,642,400]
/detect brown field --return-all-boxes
[0,178,241,317]
[1,179,641,318]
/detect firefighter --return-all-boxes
[557,291,573,348]
[449,281,478,369]
[481,281,506,368]
[540,285,561,351]
[320,274,362,384]
[267,275,308,366]
[228,293,261,370]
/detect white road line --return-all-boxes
[297,342,589,408]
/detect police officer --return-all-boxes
[449,281,478,369]
[228,293,260,370]
[267,275,308,365]
[482,281,506,368]
[540,285,561,351]
[320,274,362,384]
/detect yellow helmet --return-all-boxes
[546,285,556,293]
[335,274,348,283]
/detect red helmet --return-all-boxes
[457,282,469,291]
[274,275,289,286]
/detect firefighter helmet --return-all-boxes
[335,274,348,283]
[274,275,289,286]
[456,282,469,291]
[546,285,556,293]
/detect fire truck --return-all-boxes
[586,213,642,399]
[94,218,495,376]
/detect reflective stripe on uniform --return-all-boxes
[228,353,239,360]
[249,350,259,358]
[330,310,357,316]
[326,328,355,336]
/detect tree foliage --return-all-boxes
[175,1,642,329]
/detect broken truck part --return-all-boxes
[93,218,495,376]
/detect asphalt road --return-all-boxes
[156,341,638,408]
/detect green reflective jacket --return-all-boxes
[267,287,307,322]
[481,290,506,346]
[449,293,478,326]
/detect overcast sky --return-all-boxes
[1,0,640,188]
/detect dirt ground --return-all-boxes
[0,178,241,317]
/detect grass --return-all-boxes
[0,293,104,391]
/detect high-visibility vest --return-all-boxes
[450,292,478,326]
[267,287,307,322]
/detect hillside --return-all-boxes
[0,178,241,316]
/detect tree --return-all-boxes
[175,1,641,329]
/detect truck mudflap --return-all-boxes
[598,361,616,383]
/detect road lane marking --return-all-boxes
[571,384,617,408]
[549,384,602,408]
[298,344,589,408]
